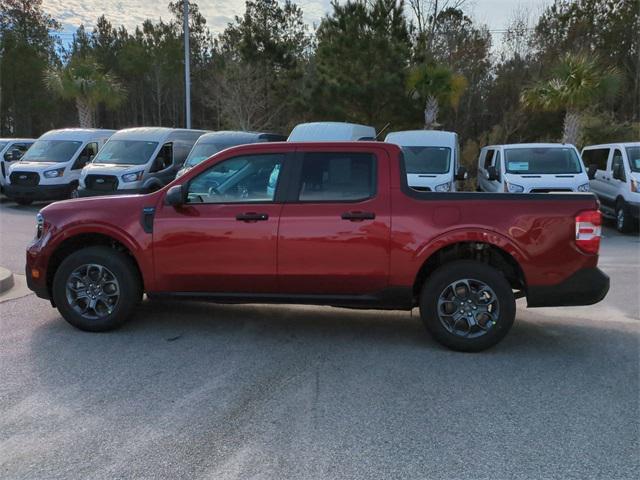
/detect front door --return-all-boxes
[152,152,287,293]
[277,147,391,295]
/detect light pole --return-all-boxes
[183,0,191,129]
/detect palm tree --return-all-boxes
[407,63,467,129]
[44,56,126,127]
[521,53,622,146]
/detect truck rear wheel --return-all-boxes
[419,260,516,352]
[52,246,142,332]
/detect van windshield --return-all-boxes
[93,140,158,165]
[185,143,236,168]
[505,147,582,174]
[626,146,640,172]
[21,140,82,163]
[402,147,451,174]
[403,146,451,174]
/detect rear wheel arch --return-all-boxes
[412,241,527,303]
[46,232,144,298]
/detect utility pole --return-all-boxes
[183,0,191,129]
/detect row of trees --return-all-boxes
[1,0,638,164]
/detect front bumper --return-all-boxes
[5,183,71,201]
[527,267,609,307]
[78,186,146,197]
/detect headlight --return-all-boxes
[121,171,144,183]
[43,168,65,178]
[435,182,451,192]
[506,182,524,193]
[577,183,590,192]
[36,212,44,239]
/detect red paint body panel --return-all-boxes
[26,141,602,306]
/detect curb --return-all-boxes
[0,267,15,294]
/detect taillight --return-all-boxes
[575,210,602,254]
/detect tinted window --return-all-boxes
[93,140,159,165]
[626,146,640,172]
[187,154,283,204]
[3,142,31,161]
[298,152,375,202]
[612,149,626,181]
[403,146,451,174]
[505,147,582,174]
[582,148,609,171]
[483,149,495,169]
[21,140,82,163]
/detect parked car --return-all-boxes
[0,138,35,192]
[477,143,590,194]
[78,127,207,197]
[5,129,115,205]
[27,141,608,352]
[287,122,376,141]
[176,131,286,178]
[582,142,640,233]
[385,130,466,192]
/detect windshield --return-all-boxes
[626,146,640,173]
[184,143,236,168]
[403,146,451,174]
[93,140,159,165]
[21,140,82,163]
[505,147,582,174]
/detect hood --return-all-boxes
[83,163,142,173]
[407,172,452,190]
[9,161,63,173]
[504,172,588,190]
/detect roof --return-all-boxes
[287,122,376,141]
[385,130,457,147]
[583,142,640,149]
[196,131,284,144]
[39,128,116,141]
[0,138,36,142]
[110,127,207,142]
[485,143,578,149]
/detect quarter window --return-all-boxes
[187,154,283,204]
[298,152,376,202]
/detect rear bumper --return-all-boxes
[78,186,146,197]
[527,267,609,307]
[5,183,71,201]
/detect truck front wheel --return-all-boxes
[419,260,516,352]
[52,246,142,332]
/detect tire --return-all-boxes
[615,200,633,233]
[15,198,33,206]
[419,260,516,352]
[52,246,142,332]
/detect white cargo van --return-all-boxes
[477,143,589,194]
[582,142,640,233]
[176,131,286,178]
[78,127,207,197]
[385,130,465,192]
[5,129,115,205]
[287,122,376,141]
[0,138,35,191]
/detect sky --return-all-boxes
[42,0,554,45]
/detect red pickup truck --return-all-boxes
[26,142,609,351]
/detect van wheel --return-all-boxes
[616,200,633,233]
[52,246,142,332]
[15,199,33,206]
[419,260,516,352]
[69,184,79,199]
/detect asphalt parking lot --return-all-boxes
[0,197,638,480]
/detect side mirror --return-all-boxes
[487,165,499,182]
[587,164,597,180]
[613,164,625,181]
[455,166,468,181]
[165,185,185,206]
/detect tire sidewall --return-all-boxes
[419,260,516,352]
[52,246,141,332]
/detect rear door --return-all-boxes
[153,151,288,293]
[277,146,391,295]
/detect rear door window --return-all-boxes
[297,152,376,202]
